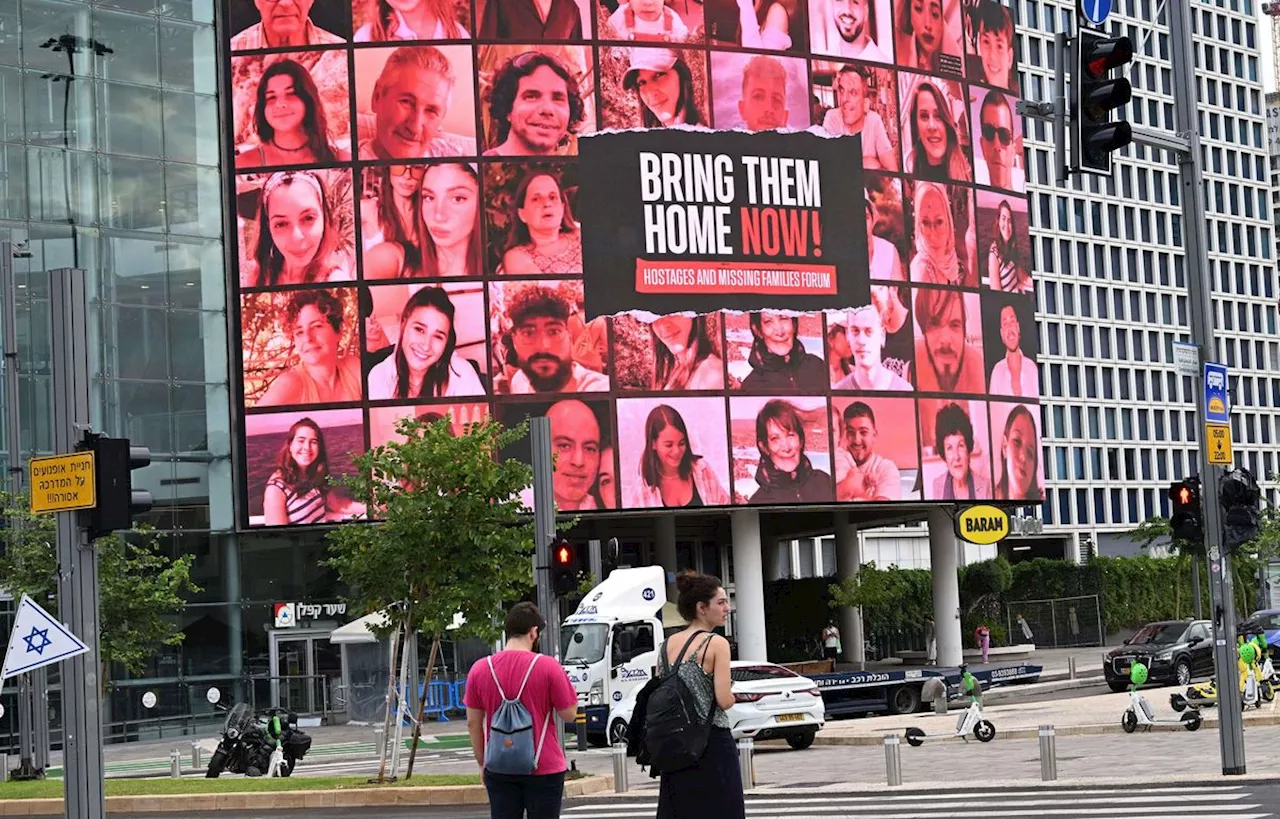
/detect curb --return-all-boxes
[0,775,613,816]
[814,710,1280,746]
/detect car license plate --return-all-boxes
[777,713,805,723]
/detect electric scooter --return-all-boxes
[904,669,995,747]
[1121,662,1202,733]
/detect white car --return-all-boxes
[607,660,825,750]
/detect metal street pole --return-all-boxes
[1163,0,1245,774]
[49,267,107,815]
[529,417,565,743]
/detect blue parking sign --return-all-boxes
[1204,362,1229,424]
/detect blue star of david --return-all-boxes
[22,626,52,656]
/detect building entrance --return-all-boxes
[266,629,344,720]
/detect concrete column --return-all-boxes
[730,510,768,662]
[927,507,963,668]
[654,515,678,603]
[833,513,864,669]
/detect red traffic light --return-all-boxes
[555,542,574,565]
[1177,487,1192,505]
[1081,35,1133,80]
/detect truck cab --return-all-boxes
[560,566,681,742]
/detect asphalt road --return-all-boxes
[111,781,1280,818]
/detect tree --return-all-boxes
[325,416,537,781]
[0,490,199,682]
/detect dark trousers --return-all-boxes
[483,770,566,819]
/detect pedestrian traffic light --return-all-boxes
[1072,30,1134,175]
[553,539,578,597]
[1169,478,1203,546]
[1221,467,1262,552]
[81,433,153,540]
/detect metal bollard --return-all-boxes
[1068,657,1076,680]
[374,726,385,755]
[169,749,182,779]
[191,741,202,769]
[611,742,629,793]
[883,734,902,787]
[576,709,588,752]
[1038,725,1057,781]
[1,752,9,782]
[737,737,755,789]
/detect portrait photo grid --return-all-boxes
[220,0,1038,527]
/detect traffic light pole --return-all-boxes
[529,417,565,743]
[49,267,108,815]
[1128,0,1245,774]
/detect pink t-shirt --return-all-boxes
[463,649,578,775]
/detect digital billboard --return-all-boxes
[219,0,1038,527]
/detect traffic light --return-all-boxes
[1072,30,1134,174]
[553,538,578,597]
[81,434,153,540]
[1221,467,1262,552]
[1169,478,1203,546]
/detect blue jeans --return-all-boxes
[483,770,565,819]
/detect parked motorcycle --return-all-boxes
[206,703,312,778]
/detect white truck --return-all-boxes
[559,566,683,744]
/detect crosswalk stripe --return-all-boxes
[570,792,1250,810]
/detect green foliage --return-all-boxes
[828,562,934,636]
[324,416,537,645]
[0,491,199,678]
[1126,515,1203,557]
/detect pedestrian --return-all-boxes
[464,602,579,819]
[925,617,936,665]
[975,624,990,664]
[656,571,745,819]
[821,618,842,662]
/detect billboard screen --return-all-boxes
[220,0,1038,527]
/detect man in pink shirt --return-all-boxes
[465,602,579,818]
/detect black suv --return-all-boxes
[1102,619,1214,692]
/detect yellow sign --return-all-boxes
[1209,396,1227,417]
[29,452,96,514]
[1206,423,1233,465]
[955,505,1010,545]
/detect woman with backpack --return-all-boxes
[653,571,745,818]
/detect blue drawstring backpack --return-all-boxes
[484,653,551,775]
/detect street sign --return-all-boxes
[28,452,95,514]
[0,595,89,681]
[1206,423,1233,465]
[1204,362,1230,424]
[1172,341,1199,378]
[1079,0,1112,25]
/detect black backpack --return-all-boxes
[629,630,715,775]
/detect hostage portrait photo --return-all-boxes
[483,162,582,276]
[709,51,810,132]
[616,396,732,509]
[989,400,1043,502]
[964,0,1019,93]
[729,395,834,505]
[976,189,1031,293]
[229,52,352,170]
[913,287,985,395]
[368,401,488,447]
[476,0,591,40]
[980,290,1038,399]
[724,310,827,393]
[353,44,478,160]
[478,46,597,157]
[812,62,899,170]
[352,0,474,41]
[703,0,809,53]
[598,46,710,131]
[243,407,368,526]
[611,312,725,392]
[359,162,483,280]
[488,278,611,395]
[236,168,356,288]
[894,0,965,77]
[830,395,920,502]
[496,398,618,511]
[908,180,978,288]
[598,0,706,43]
[899,74,973,184]
[970,86,1025,193]
[809,0,893,62]
[918,396,992,501]
[228,0,351,50]
[241,286,362,409]
[363,281,490,401]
